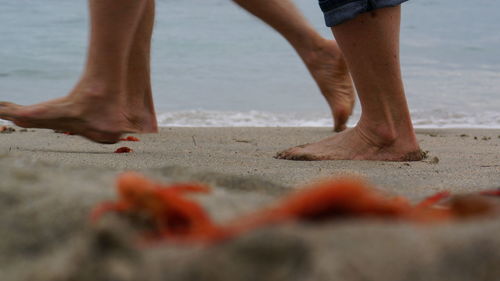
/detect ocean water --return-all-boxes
[1,0,499,128]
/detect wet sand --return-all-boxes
[1,127,499,281]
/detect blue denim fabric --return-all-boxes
[319,0,408,27]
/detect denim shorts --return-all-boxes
[319,0,408,27]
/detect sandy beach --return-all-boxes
[1,127,500,281]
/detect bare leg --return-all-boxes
[0,0,156,143]
[277,6,423,161]
[232,0,355,132]
[125,0,158,133]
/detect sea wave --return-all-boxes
[2,109,499,129]
[157,109,500,128]
[157,110,333,127]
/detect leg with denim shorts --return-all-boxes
[232,0,355,132]
[277,5,423,161]
[0,0,158,143]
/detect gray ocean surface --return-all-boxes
[1,0,499,128]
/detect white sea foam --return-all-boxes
[156,110,500,128]
[157,110,333,127]
[1,109,498,128]
[411,110,500,129]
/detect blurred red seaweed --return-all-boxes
[91,173,500,245]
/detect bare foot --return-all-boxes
[275,126,424,161]
[302,40,355,132]
[0,82,158,144]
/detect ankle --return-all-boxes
[302,40,343,69]
[292,32,325,58]
[73,75,123,101]
[356,118,420,151]
[356,122,398,147]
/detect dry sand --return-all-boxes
[0,127,499,281]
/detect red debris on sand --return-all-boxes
[120,136,140,142]
[91,172,220,242]
[0,126,15,133]
[91,173,500,245]
[114,147,134,153]
[227,180,413,235]
[415,191,451,209]
[226,180,452,233]
[480,189,500,197]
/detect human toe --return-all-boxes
[275,145,308,160]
